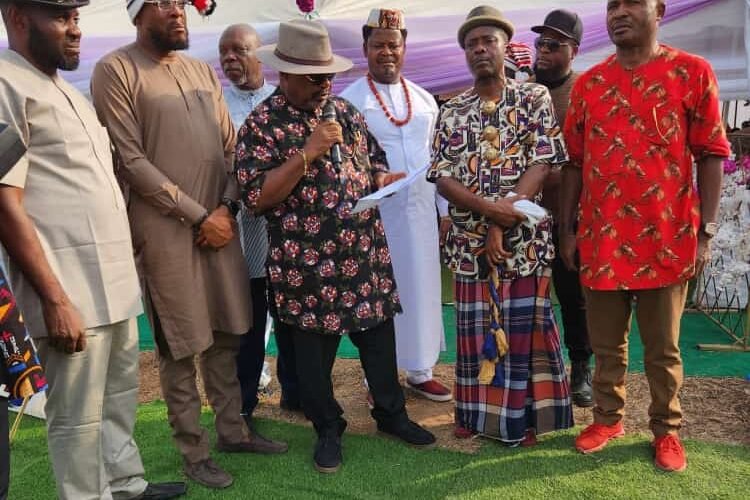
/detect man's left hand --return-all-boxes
[439,216,452,245]
[195,206,235,249]
[695,235,712,278]
[485,225,512,266]
[373,172,406,189]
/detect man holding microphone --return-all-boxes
[235,19,436,474]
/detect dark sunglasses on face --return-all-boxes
[534,37,572,52]
[304,73,336,85]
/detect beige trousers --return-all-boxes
[583,282,688,436]
[157,331,249,464]
[37,318,147,500]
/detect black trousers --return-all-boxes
[551,225,593,363]
[273,321,300,407]
[236,277,270,416]
[285,318,408,435]
[0,397,8,500]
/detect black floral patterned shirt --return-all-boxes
[235,90,402,334]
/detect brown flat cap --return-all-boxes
[457,5,515,48]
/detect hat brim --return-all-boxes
[530,25,579,44]
[22,0,90,7]
[256,45,353,75]
[458,16,514,48]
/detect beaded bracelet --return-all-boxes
[300,149,309,176]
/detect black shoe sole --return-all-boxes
[376,430,437,449]
[572,396,595,408]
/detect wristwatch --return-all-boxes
[219,197,240,217]
[700,222,718,238]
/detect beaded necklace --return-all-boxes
[366,73,413,127]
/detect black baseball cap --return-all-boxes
[531,9,583,45]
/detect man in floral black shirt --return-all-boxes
[235,20,435,474]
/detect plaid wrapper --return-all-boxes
[454,268,573,442]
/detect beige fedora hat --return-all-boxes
[457,5,515,48]
[257,20,353,75]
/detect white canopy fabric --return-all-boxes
[13,0,607,33]
[0,0,747,99]
[575,0,749,100]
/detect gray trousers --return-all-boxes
[37,318,147,500]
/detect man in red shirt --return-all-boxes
[560,0,730,472]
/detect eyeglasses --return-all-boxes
[144,0,191,12]
[304,73,335,85]
[534,37,573,52]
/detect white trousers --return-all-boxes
[37,318,147,500]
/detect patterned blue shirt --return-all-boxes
[225,82,276,279]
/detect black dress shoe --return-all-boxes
[132,482,187,499]
[313,429,342,474]
[571,360,594,408]
[377,419,436,448]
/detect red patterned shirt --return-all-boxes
[564,45,730,290]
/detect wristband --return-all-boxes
[220,197,240,217]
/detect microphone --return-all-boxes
[322,100,342,169]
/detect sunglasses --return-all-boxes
[534,37,573,52]
[303,73,336,85]
[144,0,192,11]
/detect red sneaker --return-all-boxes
[406,379,453,402]
[652,434,687,472]
[575,422,625,454]
[454,426,475,439]
[521,429,537,447]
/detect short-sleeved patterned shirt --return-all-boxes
[427,80,568,280]
[564,46,731,291]
[235,90,402,334]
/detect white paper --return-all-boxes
[513,199,548,223]
[351,163,431,214]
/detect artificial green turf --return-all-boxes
[10,401,750,499]
[139,307,750,377]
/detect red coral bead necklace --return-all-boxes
[366,73,412,127]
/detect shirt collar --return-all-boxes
[230,81,270,98]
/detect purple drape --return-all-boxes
[0,0,716,95]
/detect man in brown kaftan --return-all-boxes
[91,0,265,490]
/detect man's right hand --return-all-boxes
[559,232,578,271]
[304,121,343,160]
[484,195,527,228]
[43,298,86,354]
[195,206,236,249]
